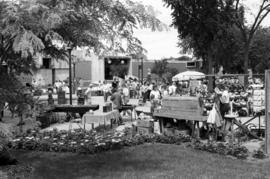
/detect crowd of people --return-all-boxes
[31,75,265,121]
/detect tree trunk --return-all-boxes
[208,50,214,92]
[243,44,249,88]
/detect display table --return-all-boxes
[46,104,99,117]
[82,110,120,128]
[135,106,152,116]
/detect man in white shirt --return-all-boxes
[122,84,130,105]
[84,85,92,104]
[215,85,230,118]
[168,82,177,96]
[150,85,161,114]
[103,81,112,102]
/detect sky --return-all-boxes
[134,0,270,60]
[133,0,180,60]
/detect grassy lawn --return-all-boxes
[7,144,270,179]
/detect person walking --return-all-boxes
[110,87,123,125]
[150,84,161,114]
[85,84,92,105]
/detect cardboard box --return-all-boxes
[163,128,175,136]
[137,127,153,135]
[136,120,153,128]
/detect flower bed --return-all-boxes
[7,128,257,160]
[7,129,192,155]
[191,141,249,159]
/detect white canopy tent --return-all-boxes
[172,70,205,81]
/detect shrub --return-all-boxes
[252,150,268,159]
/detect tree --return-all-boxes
[0,0,166,160]
[0,0,166,104]
[207,26,270,74]
[162,67,179,83]
[212,26,245,73]
[233,0,270,85]
[151,59,169,78]
[151,59,179,83]
[0,0,167,73]
[176,56,192,61]
[249,27,270,73]
[163,0,235,90]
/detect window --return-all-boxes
[42,58,51,69]
[186,62,196,68]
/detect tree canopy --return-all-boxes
[163,0,235,72]
[163,0,236,90]
[151,59,179,83]
[249,27,270,73]
[0,0,166,117]
[233,0,270,84]
[0,0,167,74]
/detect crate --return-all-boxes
[137,127,153,135]
[174,129,190,136]
[136,120,153,128]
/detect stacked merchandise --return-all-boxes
[231,92,249,116]
[252,89,265,113]
[135,113,154,135]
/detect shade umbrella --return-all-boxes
[172,71,205,81]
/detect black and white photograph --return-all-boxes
[1,0,270,178]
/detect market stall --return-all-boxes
[154,96,207,137]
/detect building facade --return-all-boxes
[31,49,201,86]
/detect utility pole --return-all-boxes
[141,57,144,84]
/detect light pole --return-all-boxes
[141,57,144,84]
[73,62,76,94]
[67,47,73,105]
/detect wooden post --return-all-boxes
[265,70,270,153]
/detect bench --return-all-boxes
[153,96,207,136]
